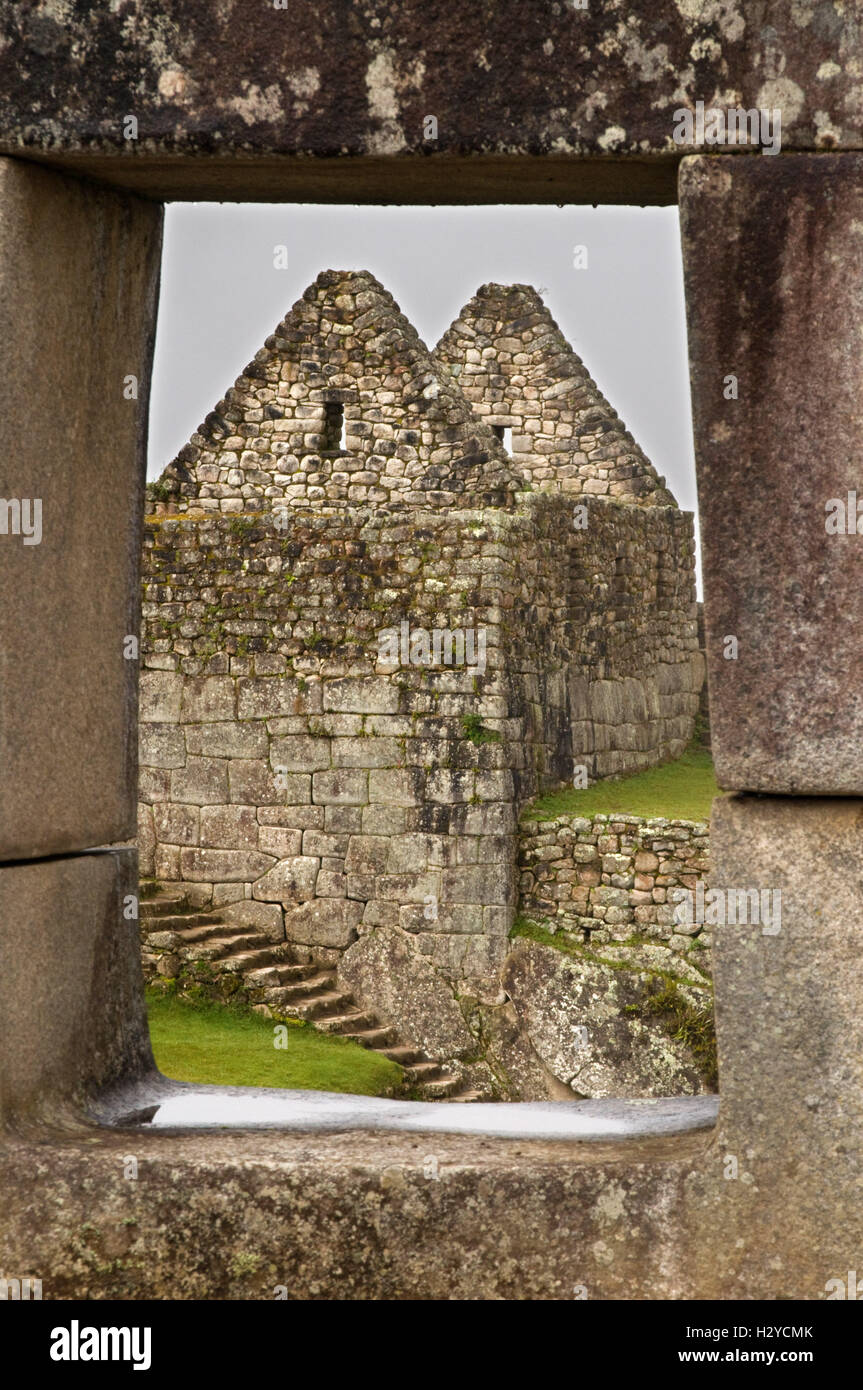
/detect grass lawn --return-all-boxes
[525,748,719,824]
[146,989,403,1097]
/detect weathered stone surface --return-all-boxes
[0,849,153,1127]
[237,677,321,720]
[185,721,268,759]
[140,671,184,723]
[502,938,710,1098]
[181,676,235,723]
[339,926,475,1061]
[179,848,275,882]
[199,805,259,851]
[681,153,863,792]
[711,796,863,1160]
[0,1124,722,1301]
[219,899,284,944]
[253,857,319,904]
[140,722,186,769]
[0,158,162,857]
[284,898,362,950]
[2,5,860,206]
[312,770,369,805]
[476,1000,576,1103]
[153,803,200,847]
[171,757,228,805]
[137,803,156,877]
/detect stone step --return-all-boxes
[313,1010,379,1035]
[221,946,293,973]
[139,883,481,1102]
[182,932,271,962]
[265,989,354,1020]
[145,916,225,938]
[404,1060,443,1083]
[417,1074,463,1100]
[244,963,320,988]
[378,1044,425,1065]
[139,889,191,911]
[140,896,191,920]
[263,971,336,1002]
[341,1024,399,1049]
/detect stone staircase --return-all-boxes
[140,885,482,1102]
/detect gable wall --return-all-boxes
[435,290,675,505]
[163,275,518,517]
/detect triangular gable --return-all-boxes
[435,283,676,507]
[157,270,521,513]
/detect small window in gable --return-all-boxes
[492,425,512,453]
[321,401,345,454]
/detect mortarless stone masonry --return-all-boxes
[519,813,711,957]
[140,269,702,1020]
[435,283,676,504]
[158,269,520,515]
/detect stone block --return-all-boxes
[0,160,162,857]
[269,734,332,772]
[426,770,474,803]
[257,826,302,857]
[155,843,181,880]
[139,722,186,769]
[228,759,280,804]
[283,898,362,949]
[171,757,229,805]
[140,671,184,723]
[237,677,321,719]
[330,736,402,768]
[338,926,473,1060]
[185,720,268,759]
[302,831,349,858]
[376,871,441,904]
[324,806,363,832]
[362,805,407,834]
[258,804,323,829]
[344,835,390,874]
[681,154,863,791]
[441,864,513,906]
[137,803,155,877]
[139,767,171,805]
[199,804,259,850]
[179,847,275,882]
[212,883,244,907]
[451,802,517,836]
[253,856,320,903]
[312,770,369,805]
[367,769,422,806]
[323,679,400,714]
[317,871,347,897]
[153,802,200,846]
[711,795,863,1164]
[219,899,285,943]
[0,848,153,1126]
[180,676,236,722]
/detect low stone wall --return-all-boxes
[518,813,711,951]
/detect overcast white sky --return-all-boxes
[148,203,699,578]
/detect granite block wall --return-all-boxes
[138,494,700,986]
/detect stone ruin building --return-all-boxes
[139,268,704,1096]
